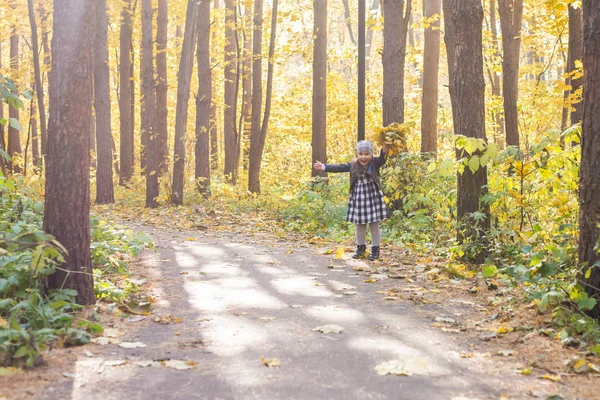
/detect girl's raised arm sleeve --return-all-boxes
[324,162,351,173]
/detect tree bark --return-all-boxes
[248,0,264,193]
[312,0,327,177]
[8,29,21,174]
[30,85,40,168]
[196,0,212,196]
[488,0,504,149]
[0,43,5,176]
[342,0,356,46]
[142,0,158,207]
[223,0,239,184]
[156,0,169,174]
[498,0,523,148]
[28,0,47,164]
[241,9,252,171]
[44,0,95,305]
[171,0,198,205]
[94,0,115,204]
[365,0,379,72]
[443,0,490,262]
[568,4,583,125]
[420,0,441,156]
[210,0,220,171]
[579,0,600,316]
[119,0,135,183]
[382,0,412,126]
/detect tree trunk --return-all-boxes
[44,0,95,305]
[579,0,600,316]
[171,0,198,205]
[365,0,379,72]
[312,0,327,177]
[156,0,169,174]
[342,0,356,46]
[420,0,441,156]
[568,4,583,126]
[0,43,5,176]
[210,0,220,171]
[39,2,51,157]
[30,86,40,168]
[94,0,115,204]
[223,0,239,184]
[119,0,134,183]
[488,0,504,149]
[196,0,212,196]
[248,0,264,193]
[443,0,490,262]
[28,0,47,164]
[142,0,158,207]
[241,13,252,171]
[498,0,523,148]
[8,30,21,174]
[382,0,412,126]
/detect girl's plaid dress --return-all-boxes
[347,173,388,224]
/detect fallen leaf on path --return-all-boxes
[154,314,182,324]
[441,327,460,333]
[137,360,161,368]
[314,282,324,286]
[82,350,94,358]
[104,360,128,366]
[363,279,375,283]
[519,368,532,375]
[103,328,123,338]
[163,360,196,370]
[119,341,147,349]
[335,247,345,260]
[375,358,429,376]
[344,291,357,296]
[383,296,399,301]
[179,271,189,275]
[260,356,281,367]
[124,316,146,323]
[313,325,344,334]
[0,367,22,376]
[434,316,456,324]
[497,350,517,356]
[62,372,75,379]
[91,337,121,345]
[496,326,513,334]
[290,305,303,308]
[540,374,561,382]
[565,357,600,374]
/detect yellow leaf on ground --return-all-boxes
[335,247,345,259]
[260,356,281,367]
[540,374,561,382]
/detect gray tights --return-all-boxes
[355,222,381,246]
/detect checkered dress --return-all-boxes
[347,174,388,224]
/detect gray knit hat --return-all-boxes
[356,140,374,155]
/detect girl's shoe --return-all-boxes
[352,245,367,259]
[368,246,380,261]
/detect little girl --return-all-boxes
[313,140,390,260]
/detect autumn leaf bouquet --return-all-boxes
[375,122,413,156]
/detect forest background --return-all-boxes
[1,0,600,368]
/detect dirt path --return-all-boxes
[7,226,591,399]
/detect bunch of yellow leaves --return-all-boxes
[375,122,413,156]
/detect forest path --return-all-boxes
[42,226,571,400]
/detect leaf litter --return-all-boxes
[313,325,344,334]
[375,358,430,376]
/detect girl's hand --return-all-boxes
[313,161,325,171]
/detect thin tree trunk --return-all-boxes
[156,0,169,174]
[142,0,158,207]
[568,4,583,126]
[94,0,115,204]
[8,29,21,174]
[498,0,523,148]
[241,9,252,171]
[28,0,47,164]
[30,86,40,168]
[382,0,412,126]
[579,0,600,316]
[312,0,327,177]
[248,0,264,193]
[39,2,51,157]
[210,0,220,171]
[44,0,95,305]
[119,0,134,183]
[443,0,490,263]
[196,0,212,195]
[420,0,441,156]
[342,0,356,46]
[488,0,504,149]
[171,0,198,205]
[223,0,239,184]
[0,43,5,176]
[365,0,379,72]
